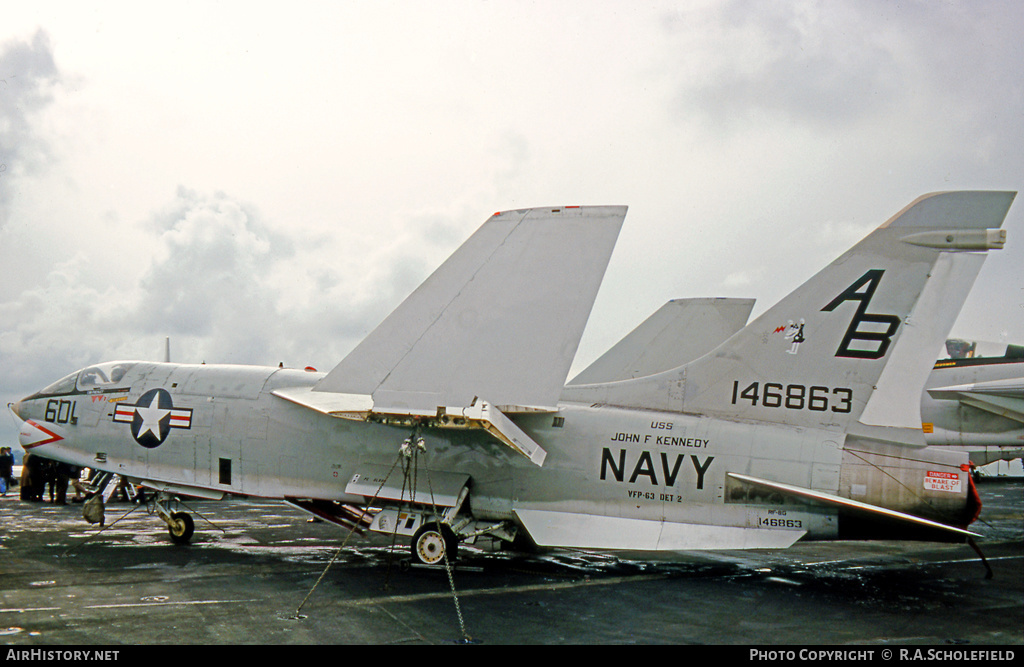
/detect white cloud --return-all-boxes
[0,29,60,225]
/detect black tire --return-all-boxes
[411,522,457,565]
[168,511,194,545]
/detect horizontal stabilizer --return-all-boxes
[314,206,627,412]
[928,372,1024,423]
[955,394,1023,424]
[514,508,805,551]
[727,472,980,539]
[929,376,1024,399]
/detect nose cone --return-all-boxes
[9,397,64,449]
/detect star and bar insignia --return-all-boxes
[113,388,193,448]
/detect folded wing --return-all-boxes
[314,205,626,411]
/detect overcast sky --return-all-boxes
[2,2,1023,450]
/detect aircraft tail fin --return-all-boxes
[313,206,626,413]
[570,192,1015,435]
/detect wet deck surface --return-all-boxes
[1,478,1021,645]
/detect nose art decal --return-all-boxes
[19,420,64,449]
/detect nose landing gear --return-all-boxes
[166,510,195,545]
[153,492,195,545]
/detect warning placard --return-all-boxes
[924,470,961,493]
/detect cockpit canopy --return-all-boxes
[35,362,137,396]
[76,362,135,391]
[944,339,1024,360]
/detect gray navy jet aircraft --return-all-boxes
[9,191,1017,564]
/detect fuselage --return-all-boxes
[13,359,978,549]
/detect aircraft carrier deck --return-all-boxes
[1,477,1020,647]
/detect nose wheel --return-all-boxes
[152,492,195,545]
[167,511,195,545]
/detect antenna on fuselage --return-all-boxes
[163,337,171,363]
